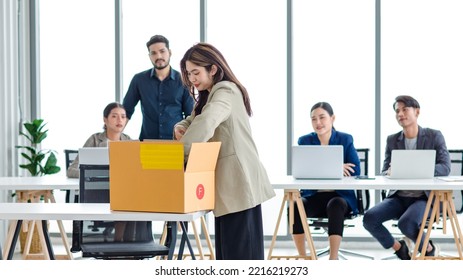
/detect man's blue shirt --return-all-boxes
[123,67,194,140]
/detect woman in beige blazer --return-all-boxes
[174,43,275,260]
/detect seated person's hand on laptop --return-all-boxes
[385,167,391,176]
[343,163,356,177]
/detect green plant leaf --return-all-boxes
[17,146,37,155]
[44,166,61,175]
[36,130,48,144]
[17,119,60,177]
[44,152,58,167]
[20,152,33,162]
[18,132,33,143]
[19,163,39,176]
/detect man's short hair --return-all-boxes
[146,35,169,50]
[393,95,420,110]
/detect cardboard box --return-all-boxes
[109,140,221,213]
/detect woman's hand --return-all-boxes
[343,163,356,177]
[174,125,186,140]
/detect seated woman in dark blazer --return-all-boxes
[291,102,360,260]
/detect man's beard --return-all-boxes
[154,59,170,70]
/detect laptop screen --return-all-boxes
[79,147,109,165]
[389,149,436,179]
[291,145,344,179]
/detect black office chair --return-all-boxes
[308,148,373,259]
[71,163,169,259]
[448,149,463,213]
[64,149,79,203]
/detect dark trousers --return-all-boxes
[291,192,350,236]
[214,204,264,260]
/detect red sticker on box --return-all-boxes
[196,184,205,199]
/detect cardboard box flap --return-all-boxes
[186,142,221,172]
[139,141,184,170]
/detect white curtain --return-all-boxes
[0,0,32,242]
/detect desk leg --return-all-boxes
[412,190,463,260]
[46,191,73,259]
[200,216,215,260]
[190,220,205,259]
[412,191,434,259]
[267,190,316,260]
[40,220,54,260]
[447,196,463,258]
[177,222,196,260]
[167,222,177,260]
[4,220,22,260]
[293,192,317,259]
[35,220,51,260]
[267,192,289,259]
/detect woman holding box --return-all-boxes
[174,43,275,260]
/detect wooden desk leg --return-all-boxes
[447,196,463,258]
[412,190,435,260]
[442,193,447,234]
[35,220,51,260]
[22,220,36,259]
[200,216,215,260]
[190,219,205,259]
[159,222,168,247]
[293,192,317,259]
[411,191,439,260]
[267,190,317,260]
[46,191,73,260]
[3,220,20,259]
[413,190,463,260]
[267,192,290,259]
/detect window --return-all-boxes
[293,0,375,172]
[207,0,287,235]
[39,0,115,170]
[381,0,463,157]
[121,0,200,139]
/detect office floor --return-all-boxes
[10,216,462,260]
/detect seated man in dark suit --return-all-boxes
[363,95,450,260]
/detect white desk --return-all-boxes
[0,176,79,259]
[272,175,463,190]
[269,175,463,260]
[0,175,79,191]
[0,203,210,260]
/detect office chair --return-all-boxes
[448,149,463,213]
[64,149,85,253]
[72,163,169,259]
[308,148,374,260]
[64,149,79,203]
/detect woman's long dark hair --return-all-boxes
[180,43,252,117]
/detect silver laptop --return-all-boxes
[78,147,109,165]
[388,150,436,179]
[291,145,344,179]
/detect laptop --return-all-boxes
[388,149,436,179]
[79,147,109,165]
[291,145,344,179]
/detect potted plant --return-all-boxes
[16,119,61,176]
[15,119,61,255]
